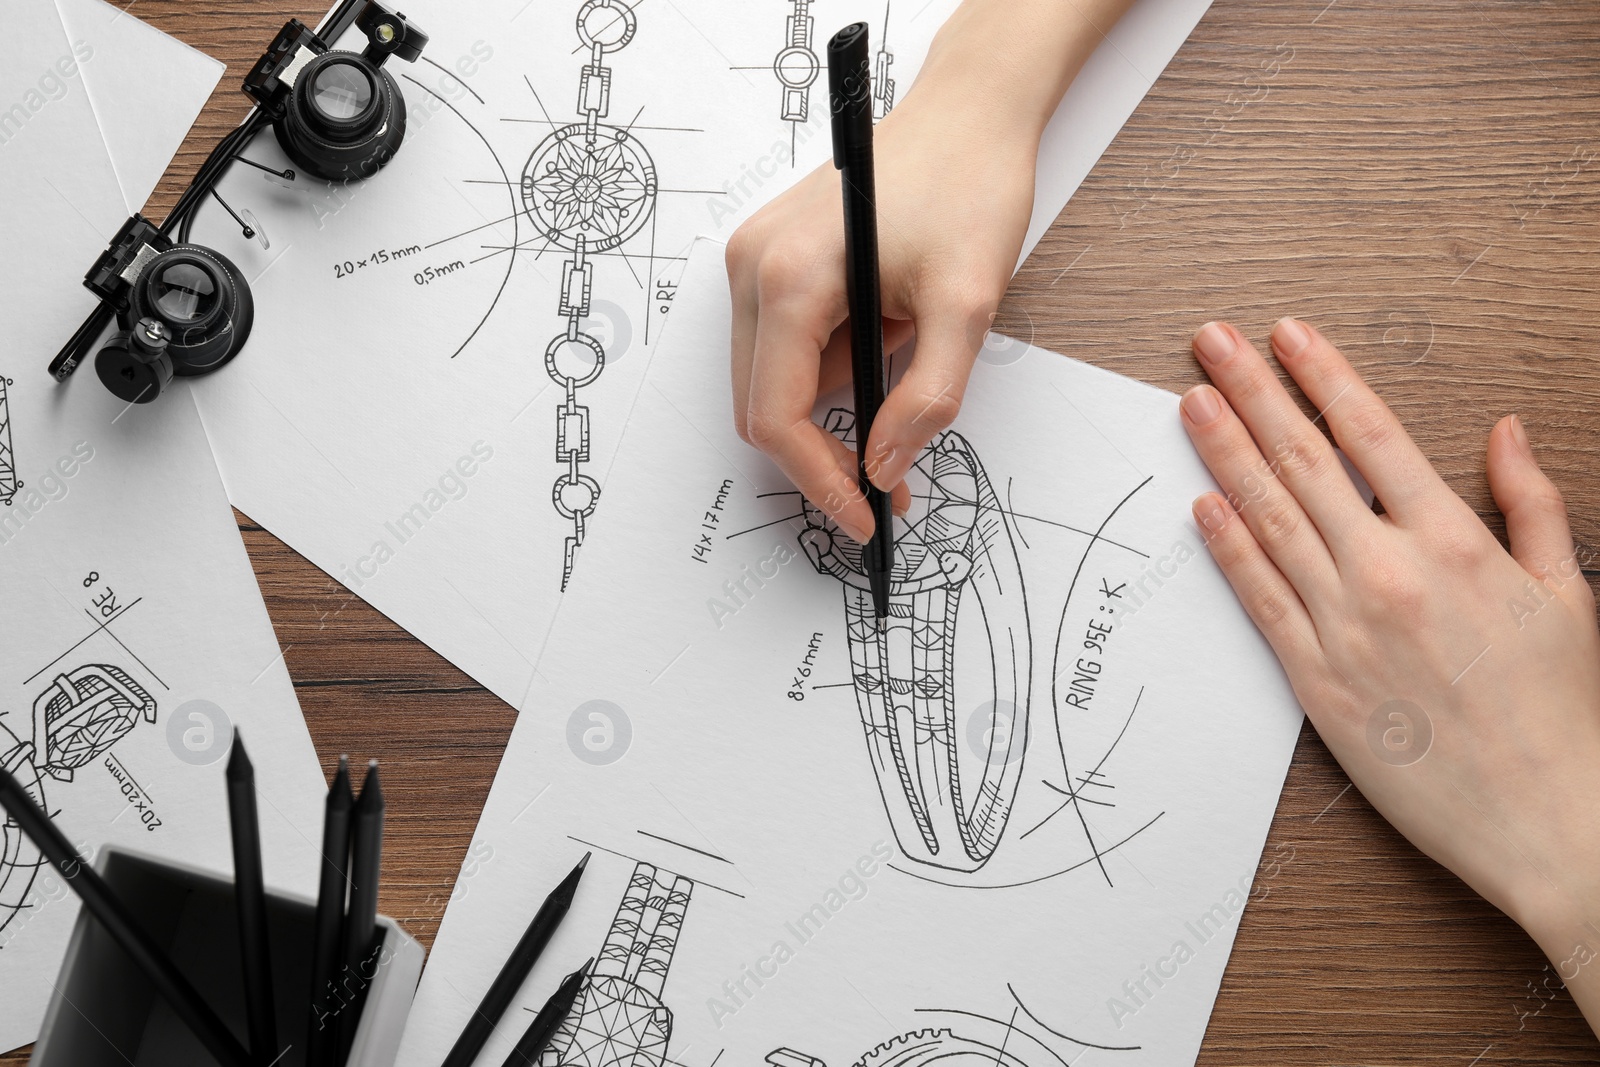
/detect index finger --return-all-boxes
[745,287,877,543]
[1269,318,1457,523]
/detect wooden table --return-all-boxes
[11,0,1598,1063]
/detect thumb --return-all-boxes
[1487,414,1578,581]
[863,305,984,492]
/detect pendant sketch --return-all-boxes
[771,1,896,160]
[0,376,18,506]
[799,409,1031,873]
[527,0,660,590]
[0,665,158,934]
[541,860,691,1067]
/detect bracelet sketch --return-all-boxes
[0,376,18,507]
[772,2,896,156]
[540,860,691,1066]
[798,409,1031,873]
[527,0,659,590]
[0,665,158,934]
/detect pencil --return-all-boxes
[499,959,592,1067]
[306,755,353,1067]
[226,734,278,1066]
[441,852,589,1067]
[337,759,384,1062]
[0,765,253,1067]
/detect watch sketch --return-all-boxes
[0,665,158,934]
[526,0,659,589]
[540,860,691,1067]
[799,409,1031,873]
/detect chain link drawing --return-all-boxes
[525,0,659,589]
[0,376,18,507]
[540,861,691,1067]
[799,410,1031,872]
[772,1,895,144]
[0,665,158,934]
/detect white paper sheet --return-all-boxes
[187,0,1214,708]
[0,0,323,1052]
[394,240,1303,1067]
[54,0,224,213]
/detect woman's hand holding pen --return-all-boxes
[726,0,1135,543]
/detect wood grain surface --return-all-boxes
[10,0,1599,1063]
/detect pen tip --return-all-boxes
[876,615,886,633]
[580,956,595,975]
[577,850,591,872]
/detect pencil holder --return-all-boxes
[29,847,423,1067]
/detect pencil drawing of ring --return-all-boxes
[0,664,158,933]
[800,409,1031,872]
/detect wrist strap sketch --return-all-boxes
[1,665,158,933]
[526,0,658,589]
[799,410,1030,872]
[541,861,691,1066]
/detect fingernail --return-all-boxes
[1272,317,1313,358]
[1194,494,1229,537]
[1509,414,1534,459]
[891,495,910,518]
[866,444,911,494]
[837,513,872,544]
[1181,385,1223,425]
[1193,322,1237,367]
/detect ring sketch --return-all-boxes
[541,860,691,1067]
[0,665,158,934]
[799,409,1031,873]
[528,0,660,590]
[0,376,18,506]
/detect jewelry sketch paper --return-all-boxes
[54,0,224,215]
[188,0,1215,706]
[1,1,324,1050]
[394,241,1305,1067]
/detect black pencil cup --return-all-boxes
[28,847,423,1067]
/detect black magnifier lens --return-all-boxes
[310,60,375,123]
[150,261,219,324]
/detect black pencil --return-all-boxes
[499,959,592,1067]
[306,755,353,1067]
[337,759,384,1062]
[0,765,253,1067]
[441,852,589,1067]
[226,735,278,1066]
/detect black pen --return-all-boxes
[338,759,384,1062]
[226,735,278,1066]
[499,959,592,1067]
[0,765,253,1067]
[307,755,353,1067]
[441,852,590,1067]
[828,22,894,628]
